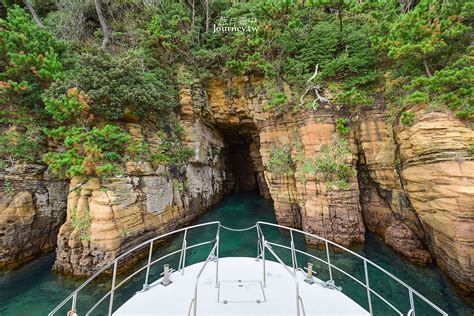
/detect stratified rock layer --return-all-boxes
[0,164,68,267]
[204,77,365,246]
[3,74,471,295]
[357,102,431,263]
[259,113,365,245]
[358,101,473,292]
[53,114,235,275]
[398,111,474,292]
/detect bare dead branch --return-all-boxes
[94,0,110,49]
[23,0,44,28]
[300,64,331,110]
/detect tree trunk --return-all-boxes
[23,0,44,29]
[337,6,343,32]
[423,57,432,77]
[205,0,209,32]
[191,0,195,29]
[94,0,110,49]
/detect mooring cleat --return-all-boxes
[322,280,342,291]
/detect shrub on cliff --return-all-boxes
[44,50,178,121]
[0,129,42,168]
[379,0,473,121]
[314,137,355,190]
[0,5,66,108]
[268,144,294,176]
[42,124,137,178]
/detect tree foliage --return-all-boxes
[45,50,177,120]
[42,124,135,177]
[1,0,472,180]
[0,5,66,107]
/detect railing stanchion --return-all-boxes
[69,292,77,315]
[409,288,415,316]
[262,234,266,288]
[264,240,300,316]
[178,229,188,275]
[192,239,219,316]
[108,260,118,316]
[290,230,297,273]
[216,225,220,288]
[325,240,333,282]
[364,259,373,315]
[143,240,154,290]
[256,224,262,258]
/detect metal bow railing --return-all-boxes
[48,221,448,316]
[256,221,448,316]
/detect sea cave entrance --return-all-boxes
[217,122,270,199]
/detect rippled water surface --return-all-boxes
[0,191,472,315]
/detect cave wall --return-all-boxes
[228,142,257,192]
[0,163,68,268]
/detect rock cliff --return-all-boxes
[357,99,474,292]
[202,76,365,246]
[0,164,68,267]
[1,75,472,295]
[398,110,474,292]
[53,116,235,275]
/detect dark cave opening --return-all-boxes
[218,123,270,198]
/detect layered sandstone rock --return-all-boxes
[397,111,474,292]
[204,77,365,246]
[259,113,365,245]
[54,175,184,275]
[385,221,432,264]
[53,87,235,275]
[0,164,68,267]
[358,101,474,292]
[357,102,431,263]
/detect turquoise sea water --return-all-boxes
[0,191,472,315]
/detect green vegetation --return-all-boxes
[267,144,294,176]
[266,91,289,114]
[0,5,66,108]
[42,124,134,178]
[267,133,353,190]
[0,0,472,180]
[294,136,355,190]
[70,208,91,241]
[468,143,474,157]
[3,179,14,193]
[335,118,350,137]
[45,51,177,120]
[314,137,355,190]
[401,111,417,127]
[0,130,42,168]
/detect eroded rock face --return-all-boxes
[0,164,68,267]
[204,77,365,246]
[53,88,235,275]
[258,114,365,245]
[385,221,432,264]
[357,102,431,262]
[398,111,474,292]
[358,101,474,293]
[54,176,185,275]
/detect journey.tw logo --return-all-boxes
[213,16,259,33]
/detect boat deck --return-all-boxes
[114,257,368,315]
